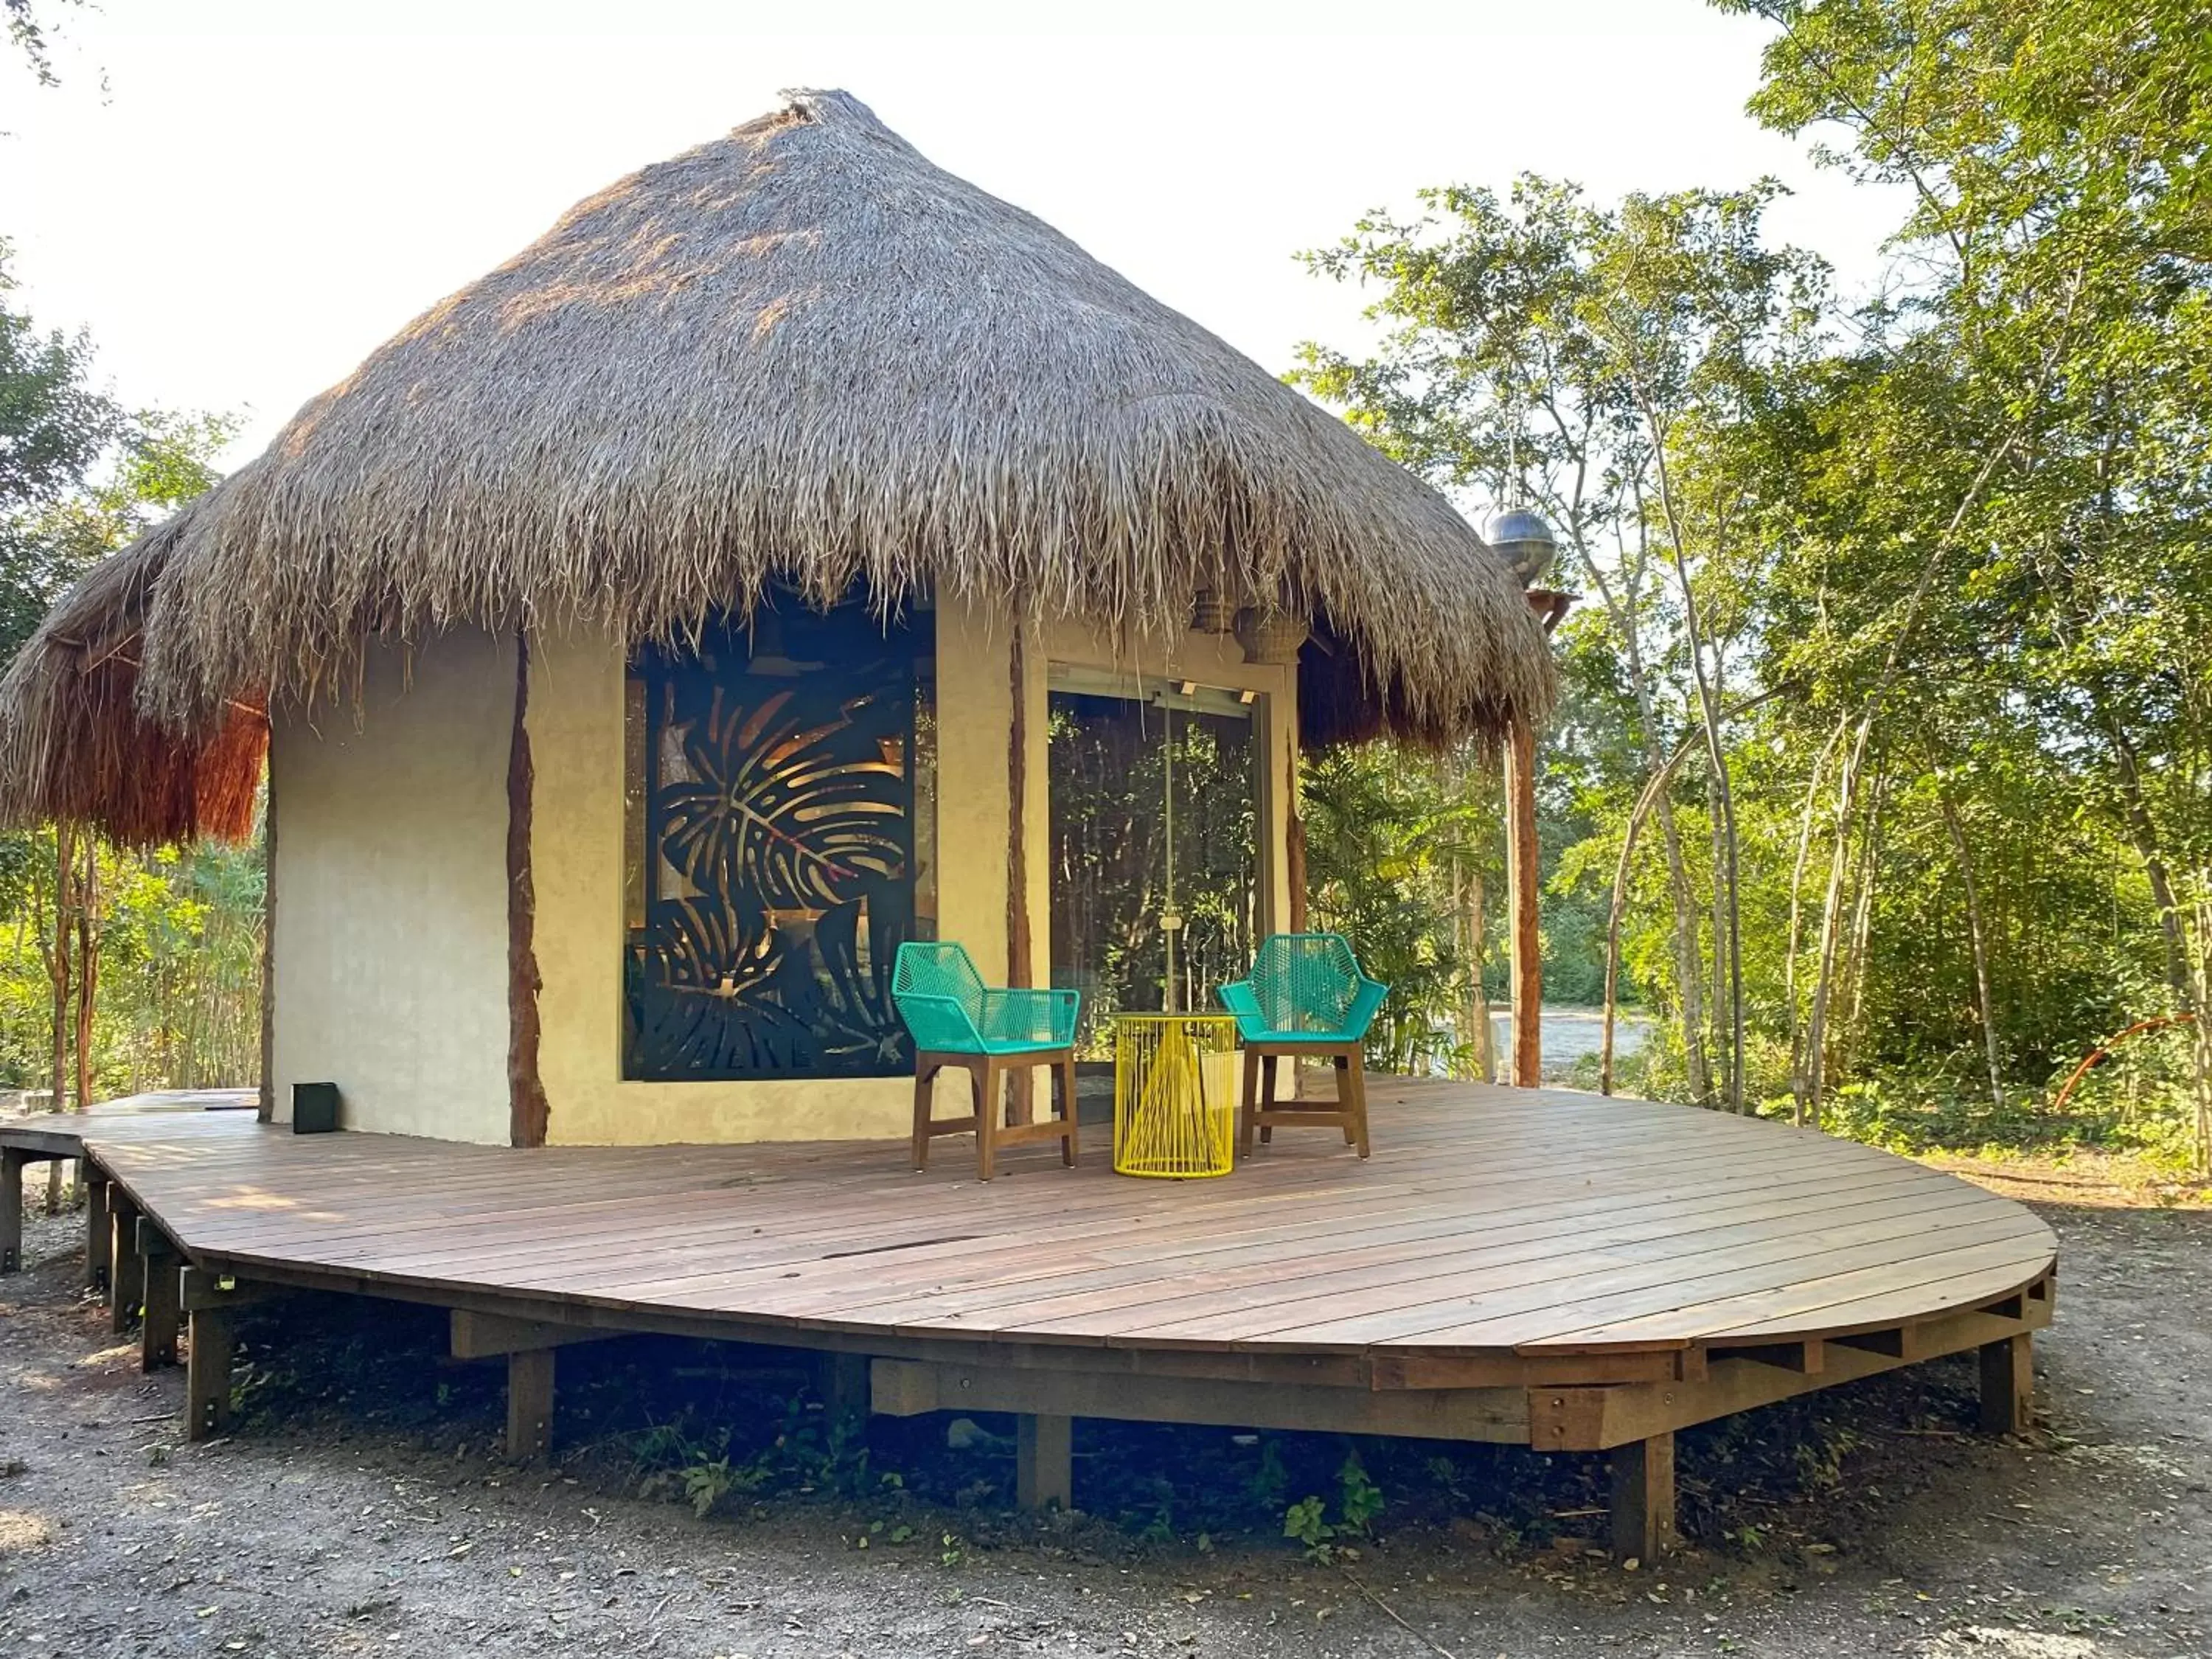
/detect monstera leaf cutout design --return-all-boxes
[641,893,785,998]
[804,897,911,1070]
[657,686,905,910]
[625,612,919,1082]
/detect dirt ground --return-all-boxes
[1,1162,2208,1659]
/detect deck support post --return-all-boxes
[186,1306,235,1441]
[821,1352,871,1449]
[136,1218,181,1370]
[108,1194,143,1332]
[1977,1332,2033,1436]
[1015,1412,1073,1512]
[1609,1431,1676,1562]
[0,1146,23,1273]
[84,1174,109,1291]
[507,1348,555,1460]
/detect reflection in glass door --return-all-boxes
[1047,678,1262,1055]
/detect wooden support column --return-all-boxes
[186,1307,235,1441]
[259,761,279,1122]
[0,1147,23,1274]
[1015,1412,1074,1512]
[507,630,551,1148]
[1004,618,1034,1120]
[1609,1431,1676,1562]
[821,1351,871,1450]
[507,1349,555,1459]
[1504,714,1543,1088]
[183,1267,276,1436]
[136,1217,181,1370]
[1978,1333,2034,1436]
[84,1174,109,1290]
[108,1194,143,1332]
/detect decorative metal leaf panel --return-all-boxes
[624,605,919,1081]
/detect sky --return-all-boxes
[0,0,1905,468]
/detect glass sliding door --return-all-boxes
[1046,675,1262,1054]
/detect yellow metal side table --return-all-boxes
[1110,1014,1240,1178]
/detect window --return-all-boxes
[622,601,933,1081]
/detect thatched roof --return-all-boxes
[6,88,1553,844]
[0,499,265,846]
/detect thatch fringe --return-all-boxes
[0,500,265,846]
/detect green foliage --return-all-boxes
[1279,1451,1388,1562]
[630,1385,878,1522]
[1335,1448,1385,1537]
[1280,1495,1335,1560]
[1295,0,2212,1159]
[1301,741,1508,1074]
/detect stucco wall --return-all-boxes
[527,601,1296,1147]
[267,632,514,1142]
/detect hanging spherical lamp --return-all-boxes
[1483,505,1559,588]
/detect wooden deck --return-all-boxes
[1,1078,2056,1558]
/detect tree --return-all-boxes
[1722,0,2212,1159]
[1295,178,1826,1110]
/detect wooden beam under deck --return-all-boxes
[870,1356,1531,1443]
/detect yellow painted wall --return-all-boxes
[527,600,1296,1147]
[267,632,514,1141]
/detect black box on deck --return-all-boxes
[292,1082,341,1134]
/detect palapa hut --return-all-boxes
[0,90,1554,1147]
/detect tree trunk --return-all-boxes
[1938,782,2006,1114]
[1786,722,1846,1123]
[1835,766,1891,1083]
[1649,428,1745,1111]
[2180,875,2212,1175]
[1804,734,1869,1130]
[74,834,99,1116]
[2098,710,2194,1012]
[1461,859,1496,1084]
[1706,770,1733,1105]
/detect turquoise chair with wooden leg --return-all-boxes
[892,942,1080,1180]
[1218,933,1387,1158]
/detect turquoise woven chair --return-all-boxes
[1218,933,1387,1158]
[892,942,1080,1180]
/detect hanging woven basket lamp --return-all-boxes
[1190,585,1237,634]
[1234,605,1309,665]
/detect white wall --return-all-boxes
[268,632,515,1142]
